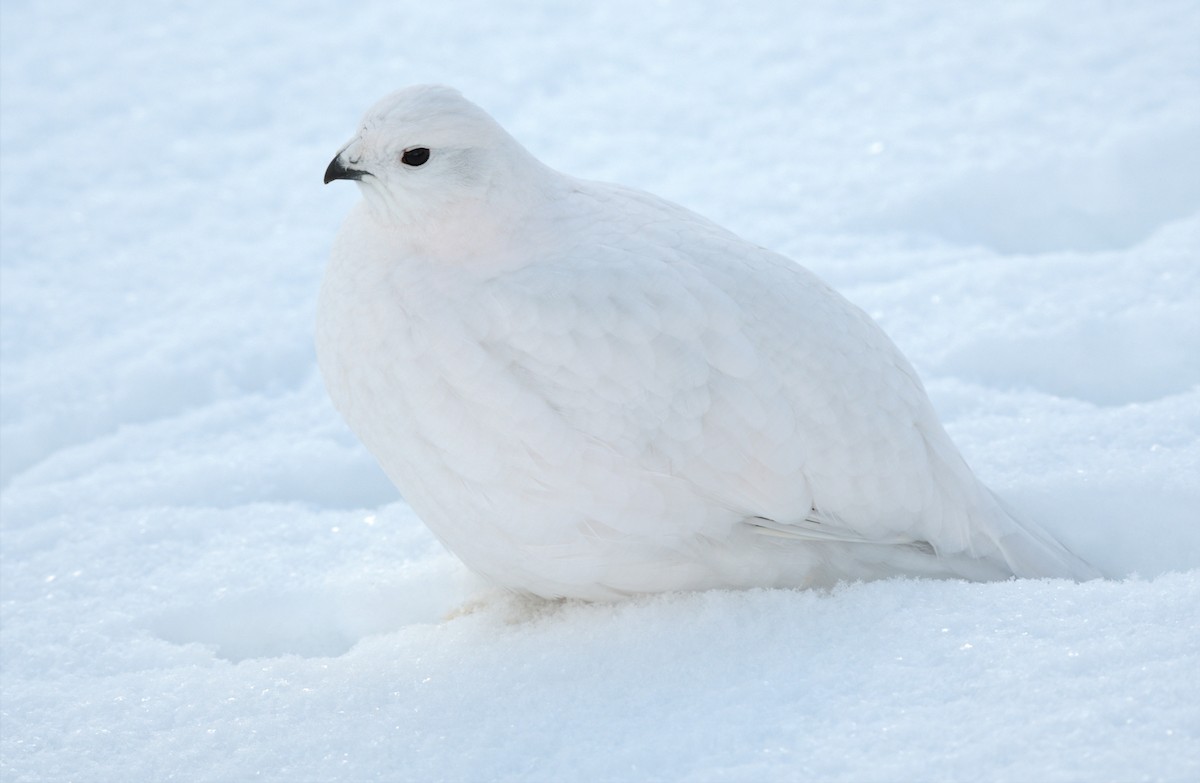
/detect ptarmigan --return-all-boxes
[318,85,1097,600]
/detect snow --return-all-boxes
[1,1,1197,780]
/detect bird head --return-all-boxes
[324,85,557,255]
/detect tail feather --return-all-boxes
[984,491,1102,581]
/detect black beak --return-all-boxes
[324,155,368,184]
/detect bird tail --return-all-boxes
[981,490,1102,581]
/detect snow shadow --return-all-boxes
[936,315,1200,406]
[148,582,459,662]
[864,124,1200,254]
[1007,484,1200,580]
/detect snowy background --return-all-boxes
[2,1,1199,780]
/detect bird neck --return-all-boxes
[375,158,565,270]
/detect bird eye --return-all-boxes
[401,147,430,167]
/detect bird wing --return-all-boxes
[472,179,999,557]
[745,514,925,547]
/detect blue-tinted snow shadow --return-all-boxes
[147,574,473,662]
[935,321,1200,407]
[858,124,1200,255]
[1005,484,1200,580]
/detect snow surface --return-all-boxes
[2,1,1198,781]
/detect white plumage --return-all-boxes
[317,85,1097,600]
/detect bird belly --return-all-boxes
[316,260,761,597]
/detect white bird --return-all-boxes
[317,85,1097,600]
